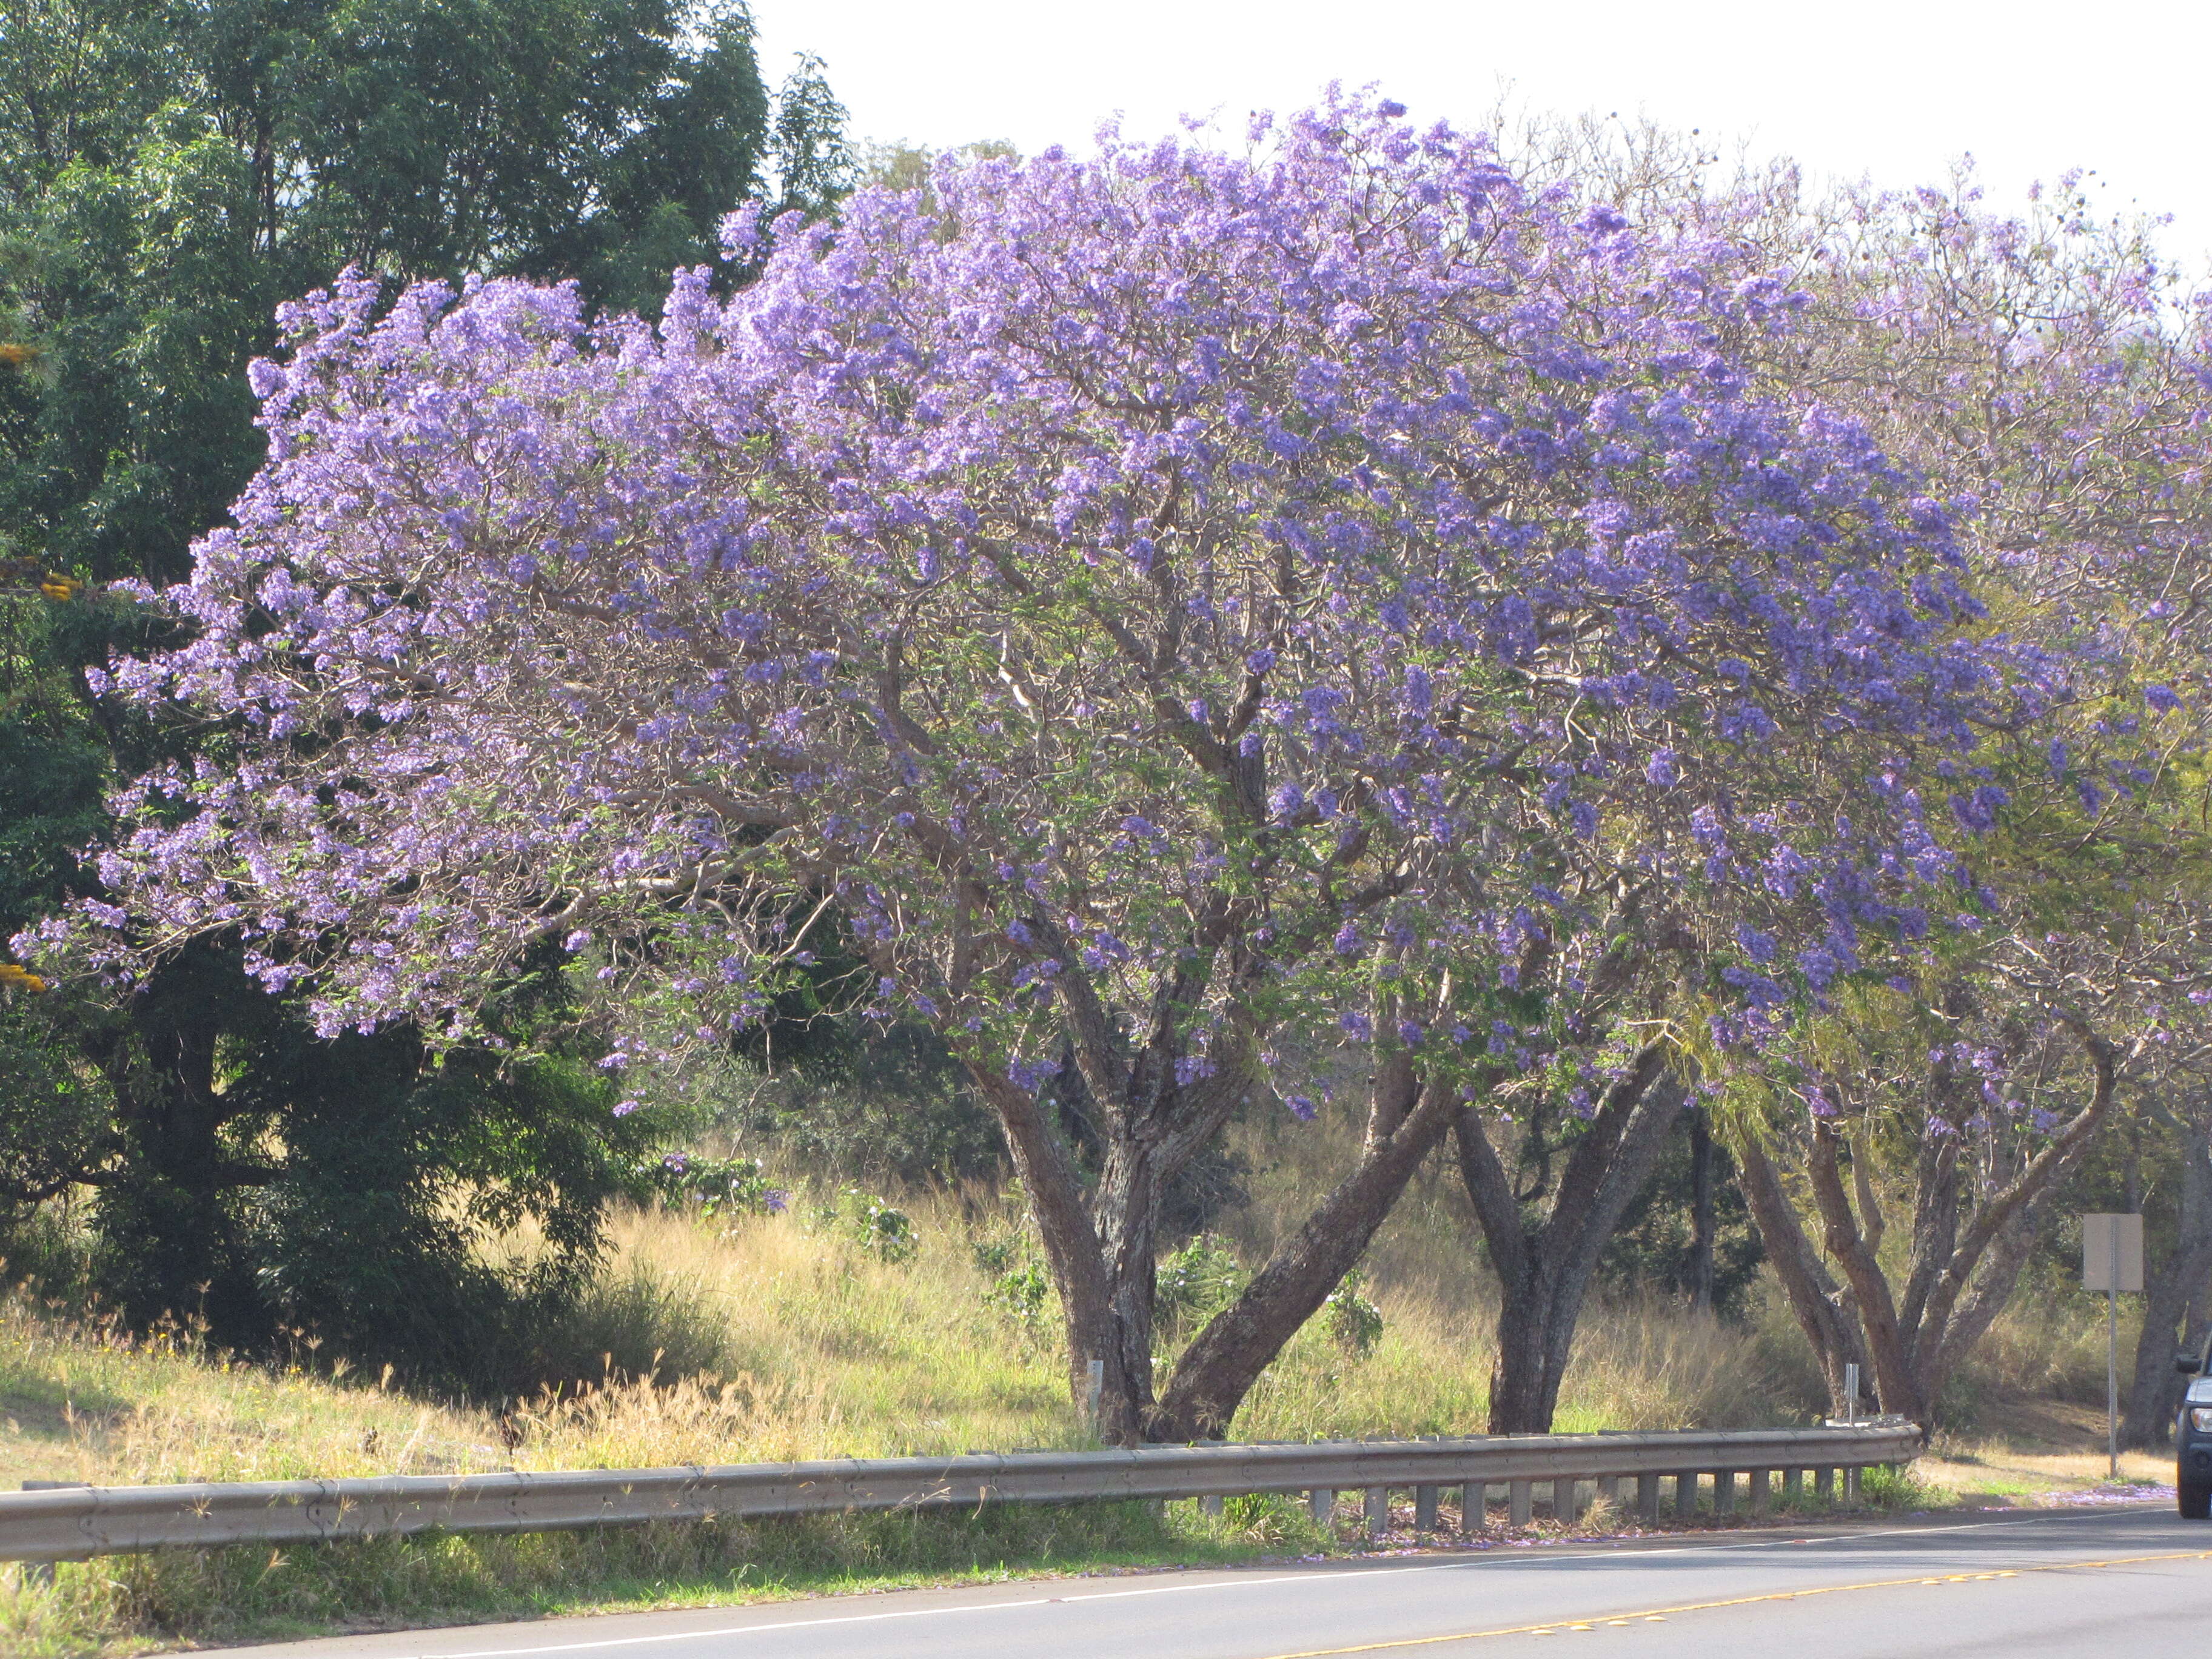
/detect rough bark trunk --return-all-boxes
[971,1017,1468,1443]
[2124,1116,2212,1448]
[1151,1068,1467,1439]
[1735,1131,1869,1416]
[967,1063,1140,1438]
[1453,1044,1683,1435]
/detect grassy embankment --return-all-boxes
[0,1104,2170,1653]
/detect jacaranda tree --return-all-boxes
[1709,170,2212,1429]
[44,97,2019,1439]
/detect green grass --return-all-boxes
[1,1501,1309,1658]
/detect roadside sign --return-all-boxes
[2083,1212,2146,1478]
[2082,1213,2144,1292]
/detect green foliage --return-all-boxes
[0,0,848,586]
[1597,1112,1765,1319]
[970,1207,1056,1335]
[984,1261,1052,1332]
[1322,1270,1385,1359]
[835,1189,917,1265]
[1156,1233,1247,1338]
[0,991,110,1212]
[625,1151,788,1220]
[725,1019,1008,1188]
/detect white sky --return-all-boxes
[754,0,2212,272]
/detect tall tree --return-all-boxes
[48,98,2009,1441]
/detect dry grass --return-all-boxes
[4,1179,2127,1490]
[0,1154,2173,1655]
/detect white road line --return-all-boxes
[412,1507,2165,1659]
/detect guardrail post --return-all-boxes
[1597,1474,1621,1513]
[1782,1467,1801,1506]
[1415,1484,1438,1532]
[1674,1470,1698,1519]
[1748,1468,1769,1517]
[1462,1481,1486,1530]
[1843,1464,1860,1504]
[1814,1466,1834,1501]
[1507,1479,1532,1527]
[1310,1487,1334,1528]
[1637,1471,1660,1523]
[1364,1487,1388,1538]
[1199,1493,1224,1518]
[1712,1471,1734,1515]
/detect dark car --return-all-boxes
[2175,1344,2212,1517]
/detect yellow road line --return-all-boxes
[1252,1550,2212,1656]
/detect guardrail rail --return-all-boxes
[1,1423,1919,1564]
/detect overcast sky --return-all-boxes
[753,0,2212,271]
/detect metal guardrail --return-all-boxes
[0,1423,1918,1564]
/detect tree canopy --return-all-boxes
[45,96,2096,1436]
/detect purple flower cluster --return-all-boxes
[38,95,2025,1116]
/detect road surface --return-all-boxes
[236,1504,2211,1658]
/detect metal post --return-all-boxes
[2109,1212,2121,1481]
[1085,1358,1104,1432]
[1843,1361,1859,1424]
[1508,1479,1533,1526]
[1637,1470,1661,1522]
[1199,1493,1224,1518]
[1309,1487,1334,1527]
[1458,1483,1481,1530]
[1674,1470,1698,1519]
[1749,1468,1769,1517]
[1814,1466,1834,1500]
[1415,1484,1438,1532]
[1783,1467,1801,1504]
[1598,1475,1622,1513]
[1713,1471,1734,1515]
[1365,1487,1388,1538]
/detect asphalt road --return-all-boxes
[236,1504,2212,1659]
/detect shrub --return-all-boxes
[1156,1233,1247,1337]
[840,1190,918,1264]
[629,1153,789,1221]
[1323,1270,1385,1359]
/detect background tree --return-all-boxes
[0,0,853,1370]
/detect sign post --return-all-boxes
[2082,1213,2145,1478]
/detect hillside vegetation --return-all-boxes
[0,1139,2172,1658]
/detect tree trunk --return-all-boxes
[1735,1131,1869,1416]
[971,1019,1470,1443]
[1151,1068,1466,1439]
[1453,1044,1683,1434]
[1688,1105,1715,1315]
[1729,1021,2116,1436]
[967,1062,1142,1438]
[2124,1116,2212,1447]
